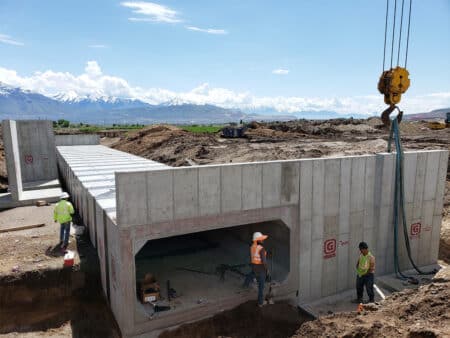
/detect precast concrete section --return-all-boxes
[56,145,169,301]
[56,145,448,338]
[2,120,58,186]
[55,134,100,146]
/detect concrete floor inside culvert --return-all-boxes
[134,223,290,319]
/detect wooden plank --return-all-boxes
[0,223,45,233]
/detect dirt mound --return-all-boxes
[293,268,450,338]
[113,125,221,166]
[159,301,313,338]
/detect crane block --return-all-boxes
[378,67,410,105]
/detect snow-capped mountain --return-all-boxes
[0,83,290,124]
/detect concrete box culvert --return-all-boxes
[55,145,449,338]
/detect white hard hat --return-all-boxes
[60,192,70,199]
[252,231,268,242]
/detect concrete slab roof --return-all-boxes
[56,145,169,224]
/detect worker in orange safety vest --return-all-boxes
[243,231,269,307]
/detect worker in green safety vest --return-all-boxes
[353,241,375,304]
[54,192,74,251]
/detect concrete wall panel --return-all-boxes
[116,172,148,226]
[174,168,199,219]
[198,166,221,216]
[147,170,173,223]
[280,162,300,205]
[262,162,281,208]
[221,165,242,213]
[242,164,263,210]
[55,134,100,146]
[311,160,324,241]
[434,151,449,215]
[324,159,340,216]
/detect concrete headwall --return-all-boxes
[55,134,100,146]
[116,150,448,304]
[2,120,58,199]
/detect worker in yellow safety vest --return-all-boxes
[54,192,74,251]
[243,231,269,307]
[353,241,375,304]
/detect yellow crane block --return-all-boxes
[378,67,410,105]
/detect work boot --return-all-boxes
[258,300,268,308]
[351,298,363,304]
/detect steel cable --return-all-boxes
[390,0,397,69]
[405,0,412,67]
[383,0,390,71]
[397,0,405,66]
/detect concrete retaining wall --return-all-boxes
[55,134,100,146]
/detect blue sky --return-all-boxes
[0,0,449,114]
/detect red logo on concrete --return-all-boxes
[410,223,421,237]
[24,155,33,164]
[323,239,337,259]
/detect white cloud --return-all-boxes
[121,1,181,23]
[272,68,289,75]
[89,44,108,48]
[0,33,24,46]
[185,26,228,35]
[0,61,449,115]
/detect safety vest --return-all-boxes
[54,200,74,224]
[357,252,373,277]
[251,243,265,265]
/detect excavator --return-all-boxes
[377,0,412,126]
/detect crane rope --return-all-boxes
[404,0,413,67]
[382,0,389,71]
[396,0,405,67]
[388,116,436,280]
[390,0,397,69]
[382,0,413,70]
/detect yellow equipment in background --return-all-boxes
[378,67,410,105]
[427,121,446,130]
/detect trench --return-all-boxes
[0,233,121,337]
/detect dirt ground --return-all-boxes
[0,205,80,275]
[293,267,450,338]
[112,119,449,166]
[159,301,313,338]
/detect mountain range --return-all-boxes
[0,83,295,124]
[2,82,446,124]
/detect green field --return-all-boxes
[181,125,223,133]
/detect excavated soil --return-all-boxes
[112,119,449,166]
[159,301,314,338]
[293,268,450,338]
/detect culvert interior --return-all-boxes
[135,220,290,317]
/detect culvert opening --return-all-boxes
[134,220,290,317]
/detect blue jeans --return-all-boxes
[60,222,71,247]
[243,270,266,305]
